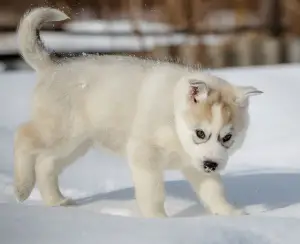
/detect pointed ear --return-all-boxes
[188,79,209,103]
[235,86,263,106]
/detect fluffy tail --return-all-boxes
[17,7,69,70]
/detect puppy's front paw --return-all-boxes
[210,204,245,216]
[46,197,76,207]
[229,208,246,216]
[58,197,76,206]
[142,210,168,218]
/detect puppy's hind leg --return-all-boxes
[35,140,90,206]
[35,155,73,206]
[14,122,40,202]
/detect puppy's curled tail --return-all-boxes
[17,7,69,71]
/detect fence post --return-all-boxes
[262,0,285,63]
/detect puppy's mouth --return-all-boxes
[203,166,214,173]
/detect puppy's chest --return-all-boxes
[160,151,186,169]
[153,126,187,169]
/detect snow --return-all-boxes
[63,19,173,34]
[0,31,187,54]
[0,19,232,55]
[0,31,230,54]
[2,63,300,243]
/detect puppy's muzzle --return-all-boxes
[203,160,218,172]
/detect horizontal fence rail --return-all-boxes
[0,0,298,70]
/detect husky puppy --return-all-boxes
[14,7,263,218]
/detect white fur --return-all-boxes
[13,7,263,218]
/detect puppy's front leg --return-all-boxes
[129,162,167,218]
[127,141,167,218]
[182,167,242,216]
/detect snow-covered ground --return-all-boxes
[1,63,300,243]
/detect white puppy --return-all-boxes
[14,7,263,218]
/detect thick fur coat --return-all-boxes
[13,7,263,218]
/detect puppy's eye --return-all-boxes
[222,133,232,143]
[195,129,206,139]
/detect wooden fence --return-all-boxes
[0,0,299,69]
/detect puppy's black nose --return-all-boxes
[203,160,218,171]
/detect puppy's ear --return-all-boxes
[188,79,209,103]
[235,86,263,106]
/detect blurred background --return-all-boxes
[0,0,298,71]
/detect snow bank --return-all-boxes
[1,64,300,243]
